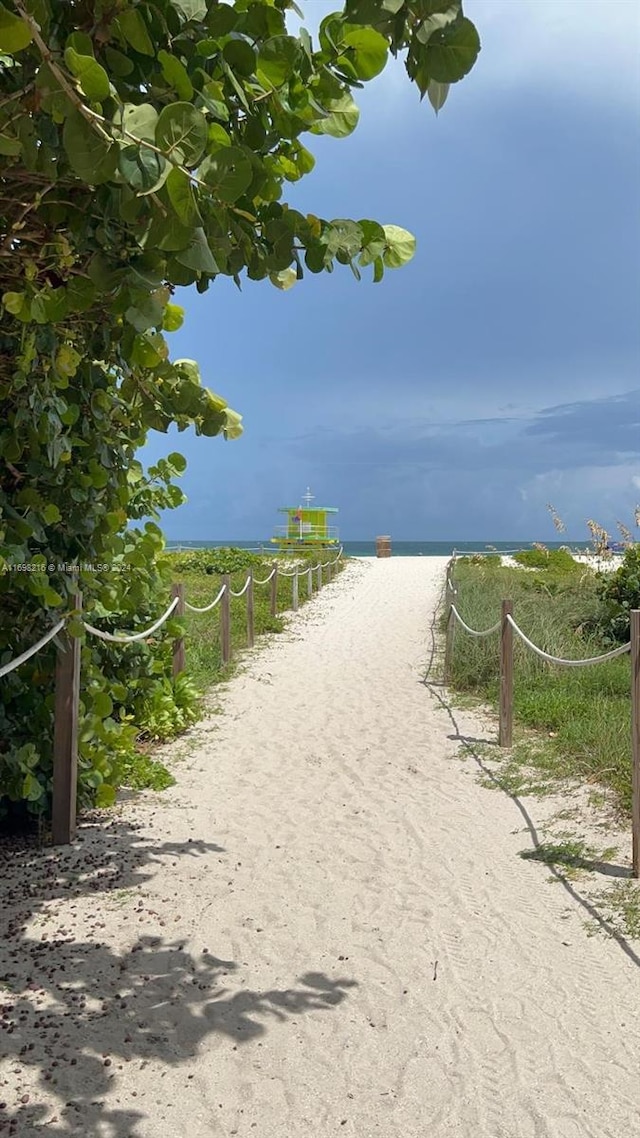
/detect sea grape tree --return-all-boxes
[0,0,480,814]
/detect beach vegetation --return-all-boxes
[0,1,479,821]
[443,553,635,812]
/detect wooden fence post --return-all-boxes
[443,574,455,682]
[307,566,313,597]
[221,574,231,665]
[171,582,185,676]
[292,571,299,612]
[246,570,254,648]
[270,562,278,617]
[631,611,640,878]
[499,599,514,748]
[52,592,82,846]
[317,563,322,589]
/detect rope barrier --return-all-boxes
[452,547,532,559]
[253,567,277,585]
[185,583,227,614]
[0,619,67,678]
[2,549,341,679]
[230,576,252,598]
[450,605,501,638]
[506,615,631,667]
[84,597,179,643]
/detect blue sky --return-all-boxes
[144,0,640,542]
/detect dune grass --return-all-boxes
[170,552,343,697]
[444,556,633,812]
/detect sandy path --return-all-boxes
[2,556,640,1137]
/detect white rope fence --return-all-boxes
[84,597,180,643]
[0,548,346,670]
[185,583,227,613]
[450,606,501,638]
[444,554,640,878]
[253,567,277,586]
[448,602,631,664]
[506,615,631,667]
[441,555,640,873]
[0,618,67,679]
[230,577,252,598]
[0,547,344,847]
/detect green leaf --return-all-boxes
[340,27,388,80]
[416,5,460,46]
[269,267,297,290]
[42,587,64,606]
[208,122,231,151]
[168,451,187,473]
[66,31,95,56]
[104,45,135,77]
[22,772,43,803]
[125,289,168,332]
[63,111,118,184]
[65,277,96,312]
[326,219,364,259]
[425,16,481,83]
[345,0,404,20]
[221,59,250,110]
[88,252,123,293]
[357,218,387,266]
[314,93,360,138]
[172,0,207,19]
[207,3,237,36]
[382,224,416,268]
[95,783,117,807]
[3,290,26,315]
[131,331,169,367]
[119,143,171,195]
[0,134,21,155]
[156,102,208,167]
[116,8,154,56]
[115,102,158,143]
[158,49,194,100]
[64,48,110,101]
[257,36,300,89]
[198,146,252,202]
[222,407,243,439]
[93,690,114,718]
[0,3,32,52]
[166,167,201,227]
[428,79,449,113]
[163,303,185,332]
[174,228,219,273]
[41,502,61,524]
[223,39,256,77]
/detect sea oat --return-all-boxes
[546,503,567,534]
[586,519,611,559]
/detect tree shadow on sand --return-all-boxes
[0,817,357,1137]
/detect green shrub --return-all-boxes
[165,547,263,576]
[513,548,579,573]
[592,545,640,644]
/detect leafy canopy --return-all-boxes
[0,0,479,817]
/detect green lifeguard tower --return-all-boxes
[271,488,339,551]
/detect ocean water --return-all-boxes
[166,540,592,557]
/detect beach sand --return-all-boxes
[2,556,640,1137]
